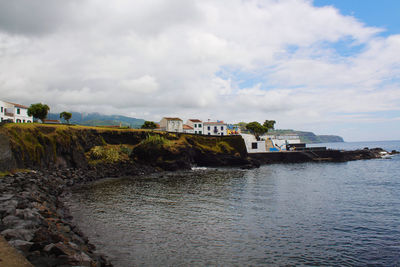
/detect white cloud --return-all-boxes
[0,0,399,140]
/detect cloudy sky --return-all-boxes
[0,0,399,141]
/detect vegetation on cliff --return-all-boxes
[0,124,250,172]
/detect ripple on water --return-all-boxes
[67,158,400,267]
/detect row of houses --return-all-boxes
[0,100,33,123]
[157,117,302,153]
[1,101,302,153]
[158,117,229,136]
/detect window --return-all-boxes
[199,131,202,134]
[221,126,224,130]
[1,107,3,113]
[208,133,210,135]
[221,133,224,136]
[207,126,210,130]
[195,131,197,134]
[252,142,258,149]
[17,108,20,115]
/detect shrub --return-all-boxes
[140,134,170,147]
[88,146,122,163]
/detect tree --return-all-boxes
[237,122,248,131]
[263,120,276,131]
[27,103,50,122]
[60,111,72,124]
[141,121,157,129]
[246,121,269,140]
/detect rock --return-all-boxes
[0,199,18,215]
[67,251,93,267]
[44,242,77,258]
[9,239,34,254]
[2,215,24,228]
[0,194,14,201]
[1,228,35,241]
[15,208,41,222]
[43,243,56,253]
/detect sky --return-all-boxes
[0,0,399,141]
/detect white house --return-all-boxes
[186,119,203,134]
[241,133,267,153]
[203,121,227,136]
[0,100,33,123]
[159,117,183,132]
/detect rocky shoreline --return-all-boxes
[0,163,158,267]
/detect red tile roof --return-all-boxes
[188,119,202,122]
[6,102,29,109]
[183,124,194,130]
[163,117,182,121]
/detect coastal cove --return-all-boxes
[0,124,398,266]
[66,148,400,266]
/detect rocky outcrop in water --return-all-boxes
[249,147,392,164]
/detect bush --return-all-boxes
[88,146,121,163]
[140,134,170,147]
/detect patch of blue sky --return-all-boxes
[216,66,306,91]
[215,66,305,91]
[283,38,366,60]
[380,76,400,87]
[216,66,272,90]
[313,0,400,37]
[284,45,300,54]
[327,38,367,58]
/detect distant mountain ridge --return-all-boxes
[269,129,344,143]
[47,112,145,128]
[47,113,343,142]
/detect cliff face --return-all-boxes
[0,124,251,172]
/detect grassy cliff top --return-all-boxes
[0,123,247,170]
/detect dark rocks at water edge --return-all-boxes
[0,164,155,267]
[249,147,395,164]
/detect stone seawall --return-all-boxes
[0,163,158,266]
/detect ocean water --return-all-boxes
[67,141,400,266]
[309,140,400,152]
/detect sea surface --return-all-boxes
[66,141,400,266]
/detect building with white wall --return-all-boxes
[241,134,267,153]
[186,119,203,134]
[0,100,33,123]
[159,117,183,132]
[203,121,227,136]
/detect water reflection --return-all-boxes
[68,158,400,266]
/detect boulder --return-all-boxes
[9,239,34,254]
[1,228,35,241]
